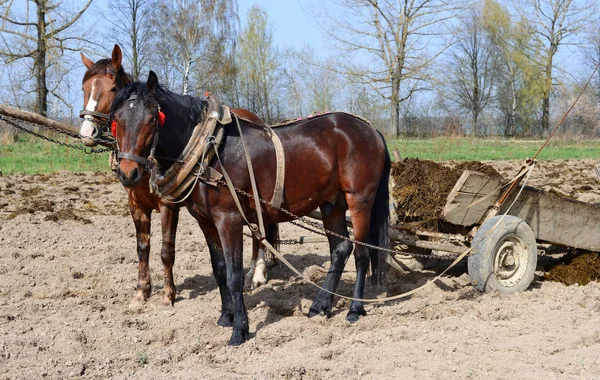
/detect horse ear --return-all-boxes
[81,52,94,69]
[147,71,159,95]
[111,44,122,69]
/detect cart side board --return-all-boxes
[443,170,600,251]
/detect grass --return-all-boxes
[0,135,110,174]
[387,136,600,161]
[2,134,600,175]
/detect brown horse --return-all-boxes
[79,45,274,308]
[111,71,391,345]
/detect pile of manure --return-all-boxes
[544,252,600,286]
[390,158,504,221]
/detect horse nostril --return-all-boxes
[130,167,140,183]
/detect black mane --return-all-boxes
[110,81,207,127]
[82,58,134,84]
[111,79,208,163]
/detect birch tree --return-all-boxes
[149,0,237,95]
[0,0,94,116]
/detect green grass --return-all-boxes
[2,135,600,174]
[387,137,600,161]
[0,135,110,174]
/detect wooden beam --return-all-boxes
[0,105,114,149]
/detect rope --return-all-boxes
[245,164,536,303]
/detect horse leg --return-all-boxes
[308,205,353,318]
[159,204,179,306]
[245,235,267,290]
[345,195,374,323]
[217,218,248,345]
[200,223,234,327]
[129,200,152,309]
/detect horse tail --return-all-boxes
[264,223,279,268]
[369,131,391,288]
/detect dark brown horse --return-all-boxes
[79,45,274,308]
[111,71,391,345]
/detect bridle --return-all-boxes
[79,65,119,142]
[114,94,163,171]
[79,109,112,139]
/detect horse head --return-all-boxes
[80,44,132,146]
[111,71,164,187]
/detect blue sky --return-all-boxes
[239,0,328,55]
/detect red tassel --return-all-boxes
[111,120,117,136]
[158,110,166,126]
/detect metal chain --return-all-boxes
[2,112,458,261]
[219,178,460,260]
[0,115,114,153]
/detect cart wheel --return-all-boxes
[468,215,537,294]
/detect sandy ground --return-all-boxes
[1,159,600,379]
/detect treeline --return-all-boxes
[0,0,599,139]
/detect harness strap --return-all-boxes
[213,144,259,232]
[79,110,110,120]
[117,151,153,167]
[270,130,285,209]
[233,115,266,238]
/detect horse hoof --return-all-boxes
[346,307,367,323]
[308,306,322,318]
[159,296,174,307]
[228,330,248,346]
[217,312,234,328]
[308,298,331,318]
[128,295,145,310]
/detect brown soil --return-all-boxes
[2,160,600,378]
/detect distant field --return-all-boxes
[2,135,600,174]
[0,136,110,174]
[387,137,600,161]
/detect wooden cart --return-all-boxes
[388,169,600,294]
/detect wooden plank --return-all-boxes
[0,104,114,149]
[499,187,600,251]
[443,170,503,226]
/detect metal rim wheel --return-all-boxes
[468,215,537,294]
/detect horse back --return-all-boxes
[207,112,386,222]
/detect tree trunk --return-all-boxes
[35,0,48,117]
[541,95,550,133]
[391,74,401,137]
[182,58,191,95]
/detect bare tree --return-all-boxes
[104,0,151,79]
[517,0,595,133]
[444,6,497,136]
[584,18,600,103]
[314,0,467,137]
[0,0,94,116]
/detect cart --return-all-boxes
[387,169,600,294]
